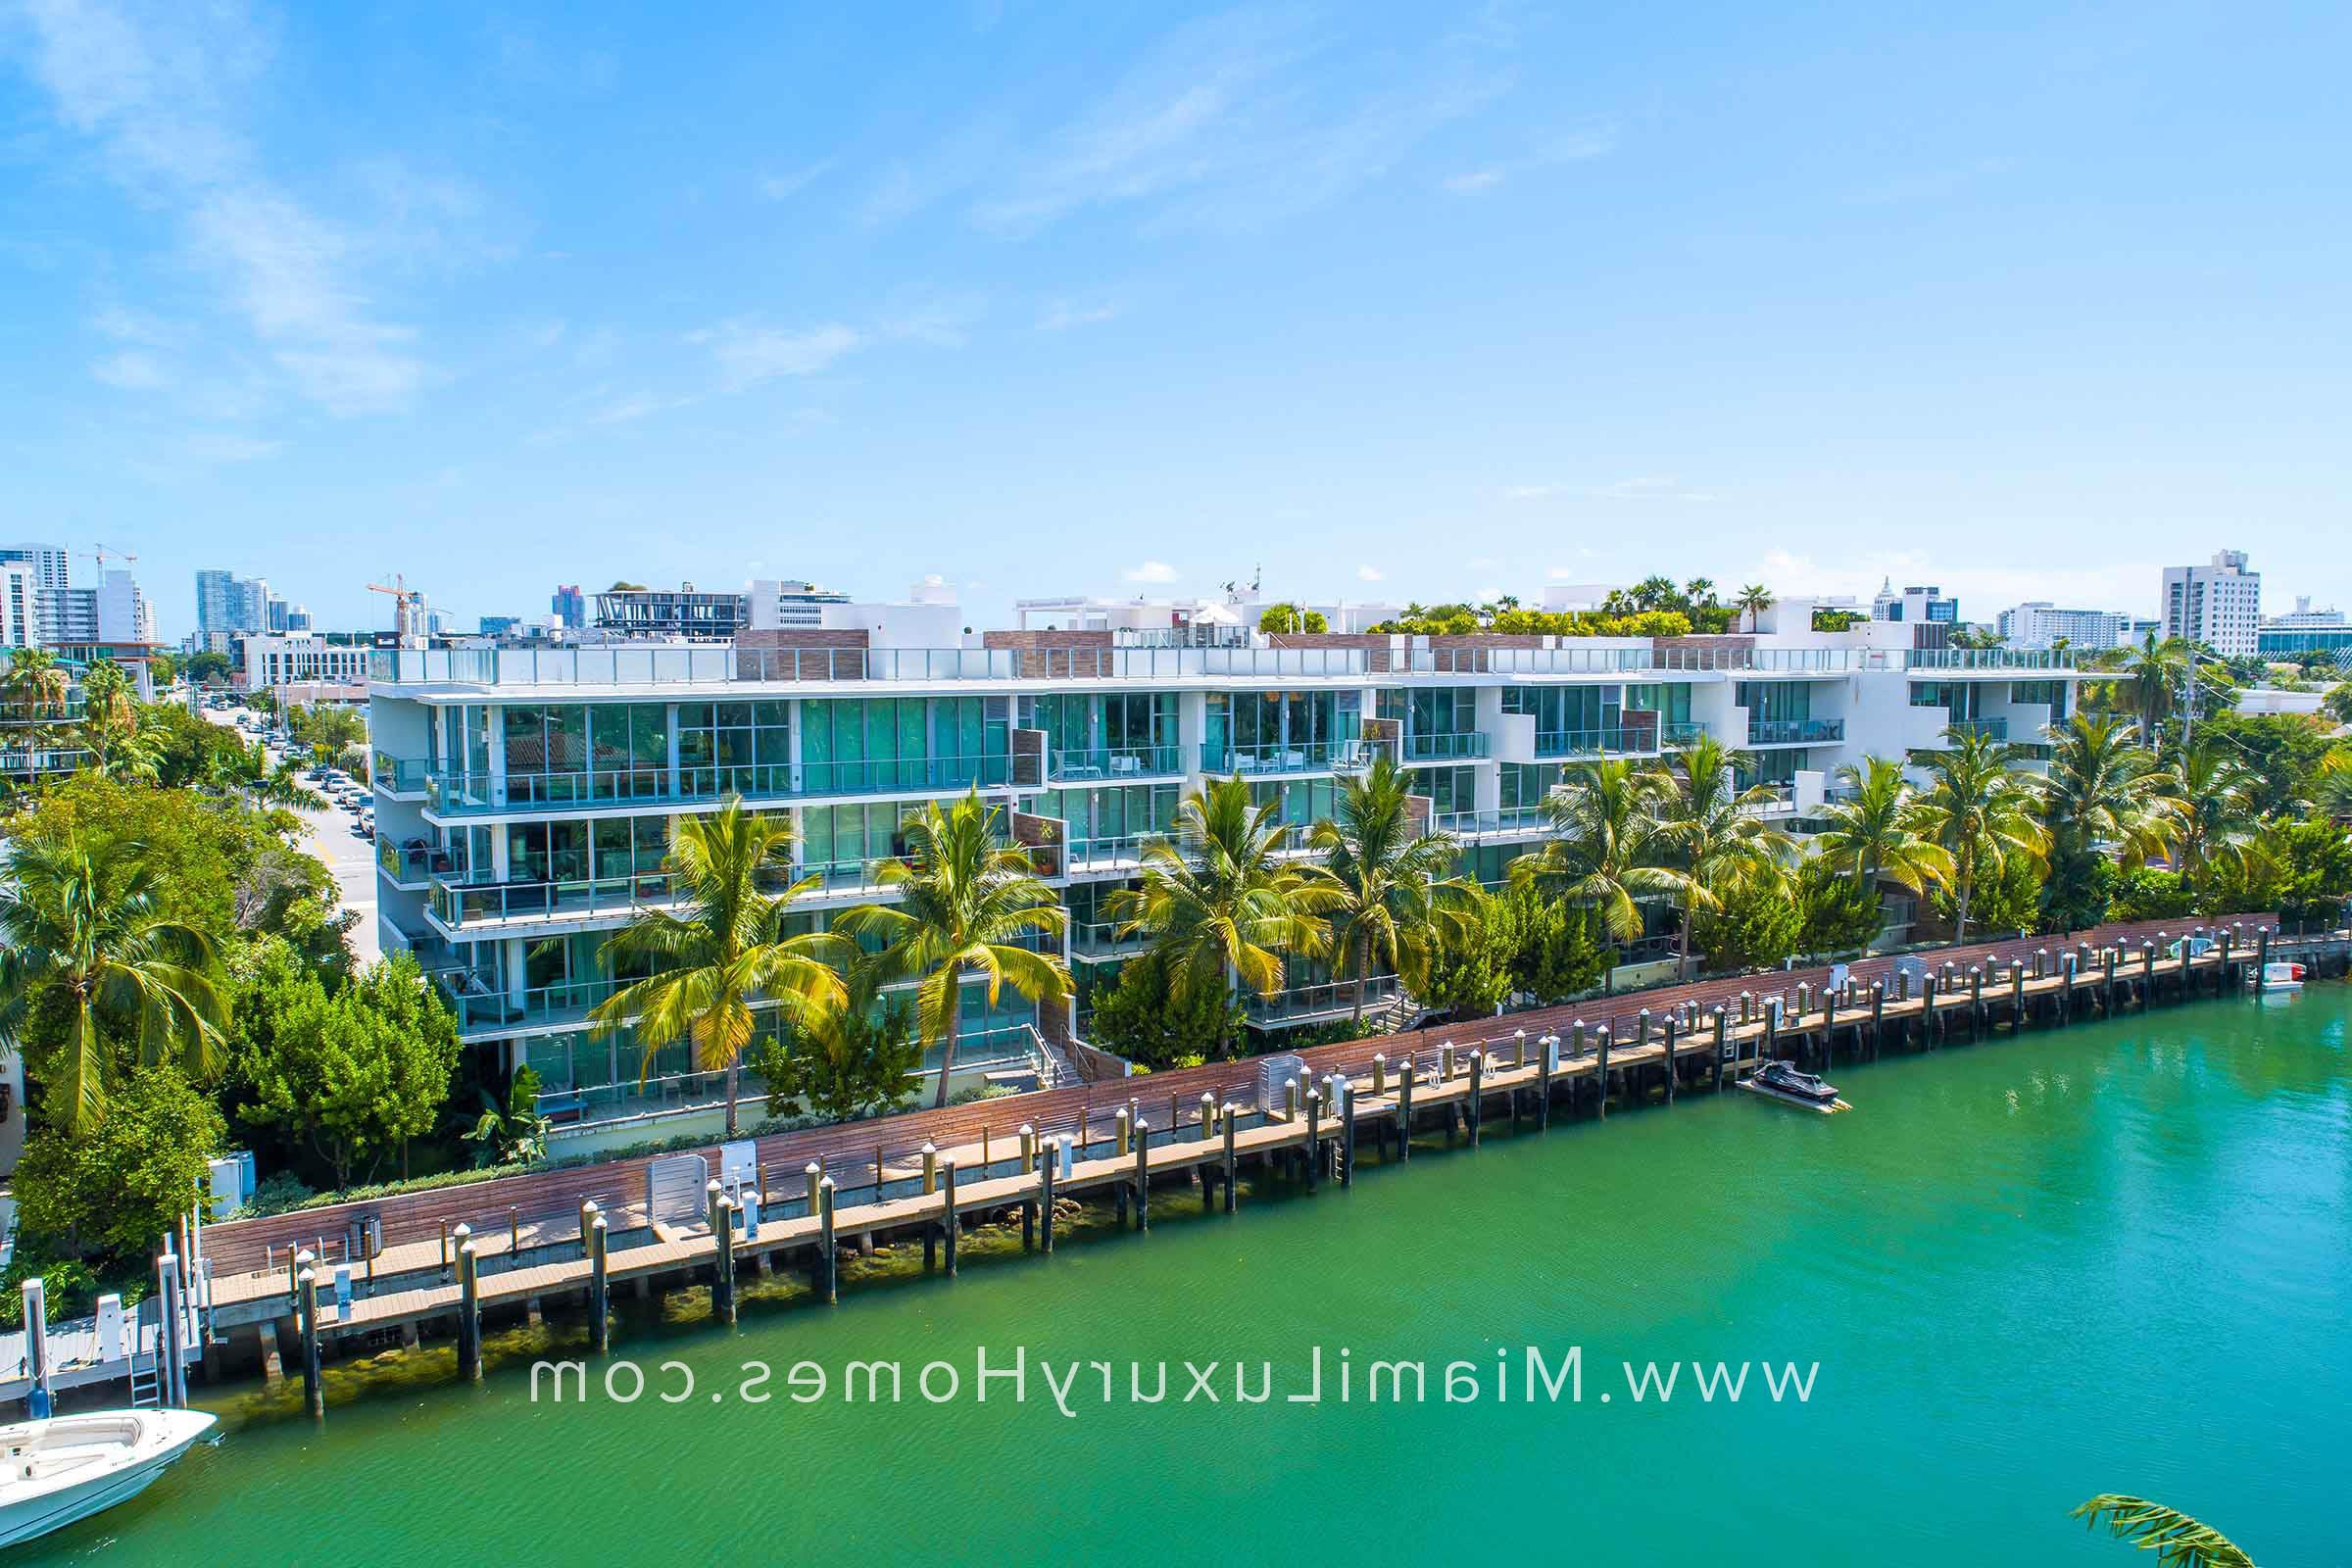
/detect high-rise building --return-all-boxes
[749,578,852,629]
[479,614,523,637]
[551,584,586,629]
[0,544,71,596]
[0,563,38,650]
[2161,550,2261,657]
[1994,602,2131,651]
[285,605,314,632]
[195,568,271,638]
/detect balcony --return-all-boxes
[1746,717,1845,747]
[1402,732,1491,761]
[429,870,681,931]
[1244,975,1399,1026]
[1943,718,2010,742]
[1430,808,1550,837]
[378,836,469,887]
[1534,724,1668,759]
[1046,745,1181,782]
[420,755,1015,817]
[1071,920,1153,959]
[374,753,431,794]
[1200,740,1376,776]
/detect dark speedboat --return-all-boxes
[1752,1059,1840,1106]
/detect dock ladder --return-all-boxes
[126,1350,162,1408]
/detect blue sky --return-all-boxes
[4,1,2347,641]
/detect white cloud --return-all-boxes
[687,320,862,389]
[1356,564,1385,581]
[91,351,168,390]
[20,0,430,415]
[1125,561,1179,584]
[1037,300,1121,331]
[177,431,281,464]
[759,160,836,201]
[967,9,1512,237]
[1442,125,1615,194]
[1592,476,1717,503]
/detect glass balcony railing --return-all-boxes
[1943,718,2010,741]
[1746,717,1846,746]
[1534,725,1671,759]
[1046,745,1181,781]
[436,972,625,1035]
[1071,920,1152,958]
[1402,732,1490,760]
[420,755,1014,815]
[1244,975,1399,1024]
[1064,831,1179,870]
[377,837,470,884]
[1431,808,1551,836]
[1201,740,1377,776]
[374,753,431,792]
[430,870,680,929]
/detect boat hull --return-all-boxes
[0,1410,215,1549]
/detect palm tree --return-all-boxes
[2071,1495,2253,1567]
[1813,756,1954,895]
[2041,714,2180,872]
[0,833,227,1133]
[1509,758,1679,983]
[2161,741,2266,880]
[2091,632,2197,744]
[1647,734,1794,981]
[1733,584,1773,632]
[587,800,851,1137]
[1104,774,1328,1053]
[1915,727,2050,944]
[208,739,325,808]
[1302,756,1479,1020]
[834,791,1072,1108]
[2,647,71,722]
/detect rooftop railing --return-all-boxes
[372,638,2070,690]
[1904,649,2078,671]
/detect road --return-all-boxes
[201,704,381,965]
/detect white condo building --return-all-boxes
[367,587,2082,1155]
[2162,550,2262,657]
[1995,602,2131,651]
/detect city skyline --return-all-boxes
[6,2,2350,639]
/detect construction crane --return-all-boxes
[368,574,425,639]
[71,543,139,571]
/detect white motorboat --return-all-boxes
[2259,960,2306,994]
[0,1408,216,1548]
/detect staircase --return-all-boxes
[1364,990,1431,1036]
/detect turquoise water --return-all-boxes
[29,988,2351,1565]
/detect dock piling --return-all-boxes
[1222,1106,1239,1211]
[297,1265,323,1419]
[943,1159,960,1275]
[1040,1140,1058,1251]
[708,1182,737,1324]
[815,1178,839,1303]
[587,1211,609,1354]
[456,1240,481,1383]
[1396,1060,1416,1158]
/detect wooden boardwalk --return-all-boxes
[202,913,2286,1286]
[236,919,2331,1360]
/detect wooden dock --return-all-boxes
[201,919,2348,1417]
